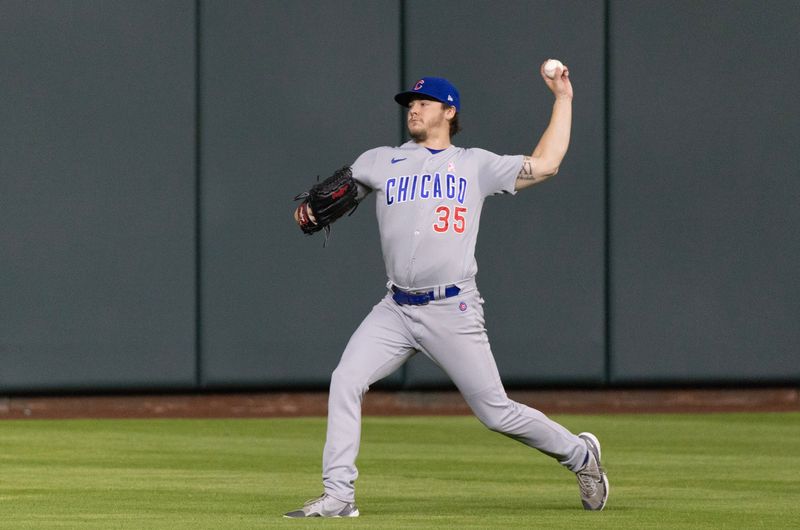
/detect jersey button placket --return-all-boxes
[407,162,431,284]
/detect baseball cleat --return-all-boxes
[283,493,359,518]
[576,432,609,511]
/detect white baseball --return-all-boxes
[543,59,563,79]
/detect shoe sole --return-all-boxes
[283,509,359,518]
[578,432,609,511]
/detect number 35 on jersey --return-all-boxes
[433,206,467,234]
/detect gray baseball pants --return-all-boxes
[322,281,588,503]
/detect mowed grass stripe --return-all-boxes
[0,413,798,529]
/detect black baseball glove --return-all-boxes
[294,166,359,238]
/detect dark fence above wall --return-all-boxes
[0,0,197,393]
[606,0,800,385]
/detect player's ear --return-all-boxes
[444,105,456,119]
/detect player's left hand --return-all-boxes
[293,166,359,236]
[540,61,573,100]
[294,201,317,227]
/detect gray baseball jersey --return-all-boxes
[351,141,521,289]
[320,141,588,504]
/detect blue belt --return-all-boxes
[391,284,461,306]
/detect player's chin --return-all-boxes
[408,126,426,142]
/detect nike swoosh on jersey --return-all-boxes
[391,157,407,164]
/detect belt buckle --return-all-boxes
[391,285,431,306]
[406,288,431,306]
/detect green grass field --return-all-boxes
[1,413,798,529]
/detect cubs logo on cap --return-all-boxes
[395,76,461,112]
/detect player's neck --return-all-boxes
[415,134,451,151]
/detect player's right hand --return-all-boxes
[540,61,573,100]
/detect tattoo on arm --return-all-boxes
[517,156,536,181]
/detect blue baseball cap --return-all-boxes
[394,77,460,112]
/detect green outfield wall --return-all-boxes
[1,0,798,393]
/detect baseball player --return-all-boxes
[286,61,608,518]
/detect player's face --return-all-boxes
[407,98,449,141]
